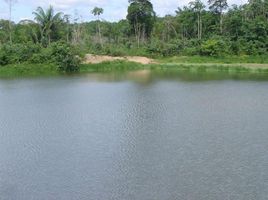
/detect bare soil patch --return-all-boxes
[84,54,156,65]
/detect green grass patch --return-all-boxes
[1,59,268,79]
[0,64,60,78]
[157,55,268,64]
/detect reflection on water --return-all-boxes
[0,69,268,200]
[81,68,268,83]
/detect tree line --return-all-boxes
[0,0,268,64]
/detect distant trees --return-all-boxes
[189,0,205,39]
[33,6,62,46]
[0,1,268,57]
[91,7,104,47]
[208,0,228,34]
[127,0,156,46]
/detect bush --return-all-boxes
[200,37,229,56]
[0,42,81,72]
[147,39,183,56]
[29,47,53,64]
[0,48,8,65]
[0,43,41,65]
[51,42,80,72]
[103,44,126,56]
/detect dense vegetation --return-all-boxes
[0,0,268,72]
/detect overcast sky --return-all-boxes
[0,0,248,23]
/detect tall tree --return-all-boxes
[127,0,156,47]
[4,0,17,43]
[63,14,71,43]
[189,0,205,39]
[72,10,83,44]
[91,7,104,47]
[208,0,228,34]
[162,15,178,42]
[176,6,196,40]
[33,6,62,46]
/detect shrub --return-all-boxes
[29,47,53,64]
[51,42,80,72]
[200,37,229,56]
[0,48,8,65]
[147,39,183,56]
[0,43,41,65]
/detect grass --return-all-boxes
[0,63,60,78]
[157,55,268,64]
[156,63,268,73]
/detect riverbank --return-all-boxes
[158,55,268,64]
[84,54,156,65]
[0,64,59,78]
[1,56,268,78]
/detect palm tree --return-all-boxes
[33,6,62,46]
[91,7,104,46]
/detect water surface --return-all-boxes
[0,70,268,200]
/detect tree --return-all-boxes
[72,10,83,44]
[208,0,228,34]
[0,20,10,44]
[33,6,62,46]
[127,0,156,47]
[63,15,71,43]
[91,7,104,46]
[176,6,196,40]
[4,0,17,43]
[189,0,205,39]
[15,20,40,43]
[162,15,178,42]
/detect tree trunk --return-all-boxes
[200,14,202,39]
[98,16,103,47]
[197,12,200,40]
[8,2,12,43]
[141,24,145,44]
[134,15,141,48]
[171,25,178,38]
[48,34,51,46]
[220,13,223,34]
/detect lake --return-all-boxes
[0,69,268,200]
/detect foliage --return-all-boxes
[33,6,63,46]
[0,43,41,65]
[91,7,104,17]
[51,42,80,72]
[127,0,156,40]
[0,42,80,72]
[200,37,229,56]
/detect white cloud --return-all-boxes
[19,0,108,10]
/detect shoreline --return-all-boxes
[1,59,268,78]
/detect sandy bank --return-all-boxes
[84,54,156,65]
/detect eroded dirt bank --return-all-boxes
[84,54,156,64]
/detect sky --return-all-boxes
[0,0,248,23]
